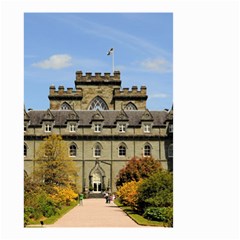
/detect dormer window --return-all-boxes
[69,124,76,132]
[94,123,102,133]
[143,124,151,133]
[119,123,126,133]
[45,124,52,132]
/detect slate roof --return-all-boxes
[27,110,168,127]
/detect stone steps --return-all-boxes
[88,193,104,199]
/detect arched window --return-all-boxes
[124,102,137,110]
[24,144,27,157]
[94,144,101,157]
[61,102,71,110]
[168,144,173,158]
[118,144,126,157]
[88,97,108,110]
[69,144,77,157]
[144,144,151,156]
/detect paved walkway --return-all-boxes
[48,198,142,227]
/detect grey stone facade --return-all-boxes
[24,71,173,193]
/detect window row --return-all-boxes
[68,143,151,157]
[24,143,173,158]
[93,123,153,133]
[24,123,153,133]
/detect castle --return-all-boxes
[24,70,173,193]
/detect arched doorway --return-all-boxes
[92,170,102,193]
[89,161,106,193]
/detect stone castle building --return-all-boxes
[24,71,173,193]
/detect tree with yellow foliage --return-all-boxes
[117,180,143,209]
[34,134,79,192]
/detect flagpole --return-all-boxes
[107,48,114,74]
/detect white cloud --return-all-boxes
[32,54,72,69]
[149,93,169,99]
[139,58,172,73]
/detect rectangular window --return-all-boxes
[169,124,173,133]
[45,124,52,132]
[94,147,101,157]
[119,124,126,133]
[69,124,76,132]
[119,146,126,156]
[24,145,27,157]
[94,124,101,132]
[144,124,151,133]
[144,146,151,156]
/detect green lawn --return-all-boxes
[114,199,166,227]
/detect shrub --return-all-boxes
[24,168,78,225]
[38,195,59,217]
[143,207,173,227]
[137,170,173,211]
[116,156,162,187]
[50,185,78,206]
[117,180,142,209]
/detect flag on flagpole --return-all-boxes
[107,48,114,55]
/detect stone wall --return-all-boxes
[47,71,148,110]
[24,124,170,192]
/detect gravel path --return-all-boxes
[49,198,142,227]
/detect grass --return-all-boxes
[26,201,78,226]
[114,199,166,227]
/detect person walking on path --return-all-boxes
[79,193,84,206]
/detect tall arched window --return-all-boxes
[168,144,173,158]
[69,144,77,157]
[61,102,71,110]
[144,144,151,156]
[88,97,108,110]
[118,144,126,157]
[124,102,137,110]
[94,144,101,157]
[24,144,27,157]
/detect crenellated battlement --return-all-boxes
[113,86,147,98]
[48,69,147,110]
[49,85,83,98]
[75,71,121,82]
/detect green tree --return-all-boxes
[34,134,79,190]
[137,170,173,211]
[116,156,162,187]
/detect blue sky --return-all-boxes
[24,13,173,111]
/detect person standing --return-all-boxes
[79,193,84,206]
[111,193,115,203]
[105,192,109,203]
